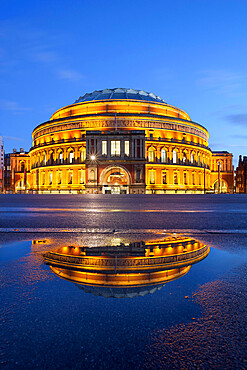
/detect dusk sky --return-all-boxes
[1,0,247,166]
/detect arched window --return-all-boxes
[191,153,194,164]
[148,148,154,162]
[182,152,187,163]
[20,162,25,172]
[198,155,201,166]
[59,152,63,163]
[218,161,222,171]
[173,150,177,164]
[161,149,166,163]
[44,153,47,165]
[81,148,86,161]
[50,152,54,164]
[69,151,74,164]
[90,169,95,181]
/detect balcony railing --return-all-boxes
[31,157,86,169]
[146,137,210,151]
[30,136,86,151]
[146,157,210,170]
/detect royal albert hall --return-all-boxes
[29,88,213,194]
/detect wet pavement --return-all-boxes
[0,194,247,369]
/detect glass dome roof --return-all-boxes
[75,88,166,104]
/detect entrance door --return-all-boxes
[102,167,130,194]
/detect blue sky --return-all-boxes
[1,0,247,166]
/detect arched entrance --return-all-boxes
[213,179,228,193]
[100,166,131,194]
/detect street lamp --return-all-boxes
[90,154,97,193]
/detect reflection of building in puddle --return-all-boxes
[43,237,209,298]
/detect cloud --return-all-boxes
[3,135,24,142]
[197,69,244,97]
[57,69,84,82]
[225,113,247,126]
[231,134,247,139]
[31,51,58,63]
[0,100,32,113]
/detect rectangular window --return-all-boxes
[184,172,187,185]
[111,141,120,156]
[68,172,73,184]
[149,170,155,184]
[49,173,52,185]
[124,141,129,156]
[57,172,62,185]
[162,172,167,184]
[80,170,85,184]
[174,173,178,185]
[102,141,107,155]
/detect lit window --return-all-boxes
[69,151,74,163]
[102,141,107,155]
[68,172,73,184]
[49,173,52,185]
[149,170,155,184]
[81,148,86,161]
[148,148,154,162]
[111,141,120,156]
[161,149,166,163]
[173,150,177,164]
[183,153,186,163]
[80,170,85,184]
[191,153,194,163]
[59,152,63,163]
[162,172,167,184]
[90,169,95,181]
[124,141,129,156]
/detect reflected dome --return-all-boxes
[43,237,209,298]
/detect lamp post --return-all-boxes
[90,154,98,193]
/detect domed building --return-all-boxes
[27,87,217,194]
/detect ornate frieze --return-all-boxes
[33,119,208,141]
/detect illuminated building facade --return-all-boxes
[0,137,3,192]
[3,88,235,193]
[236,155,247,193]
[210,151,234,193]
[3,148,30,193]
